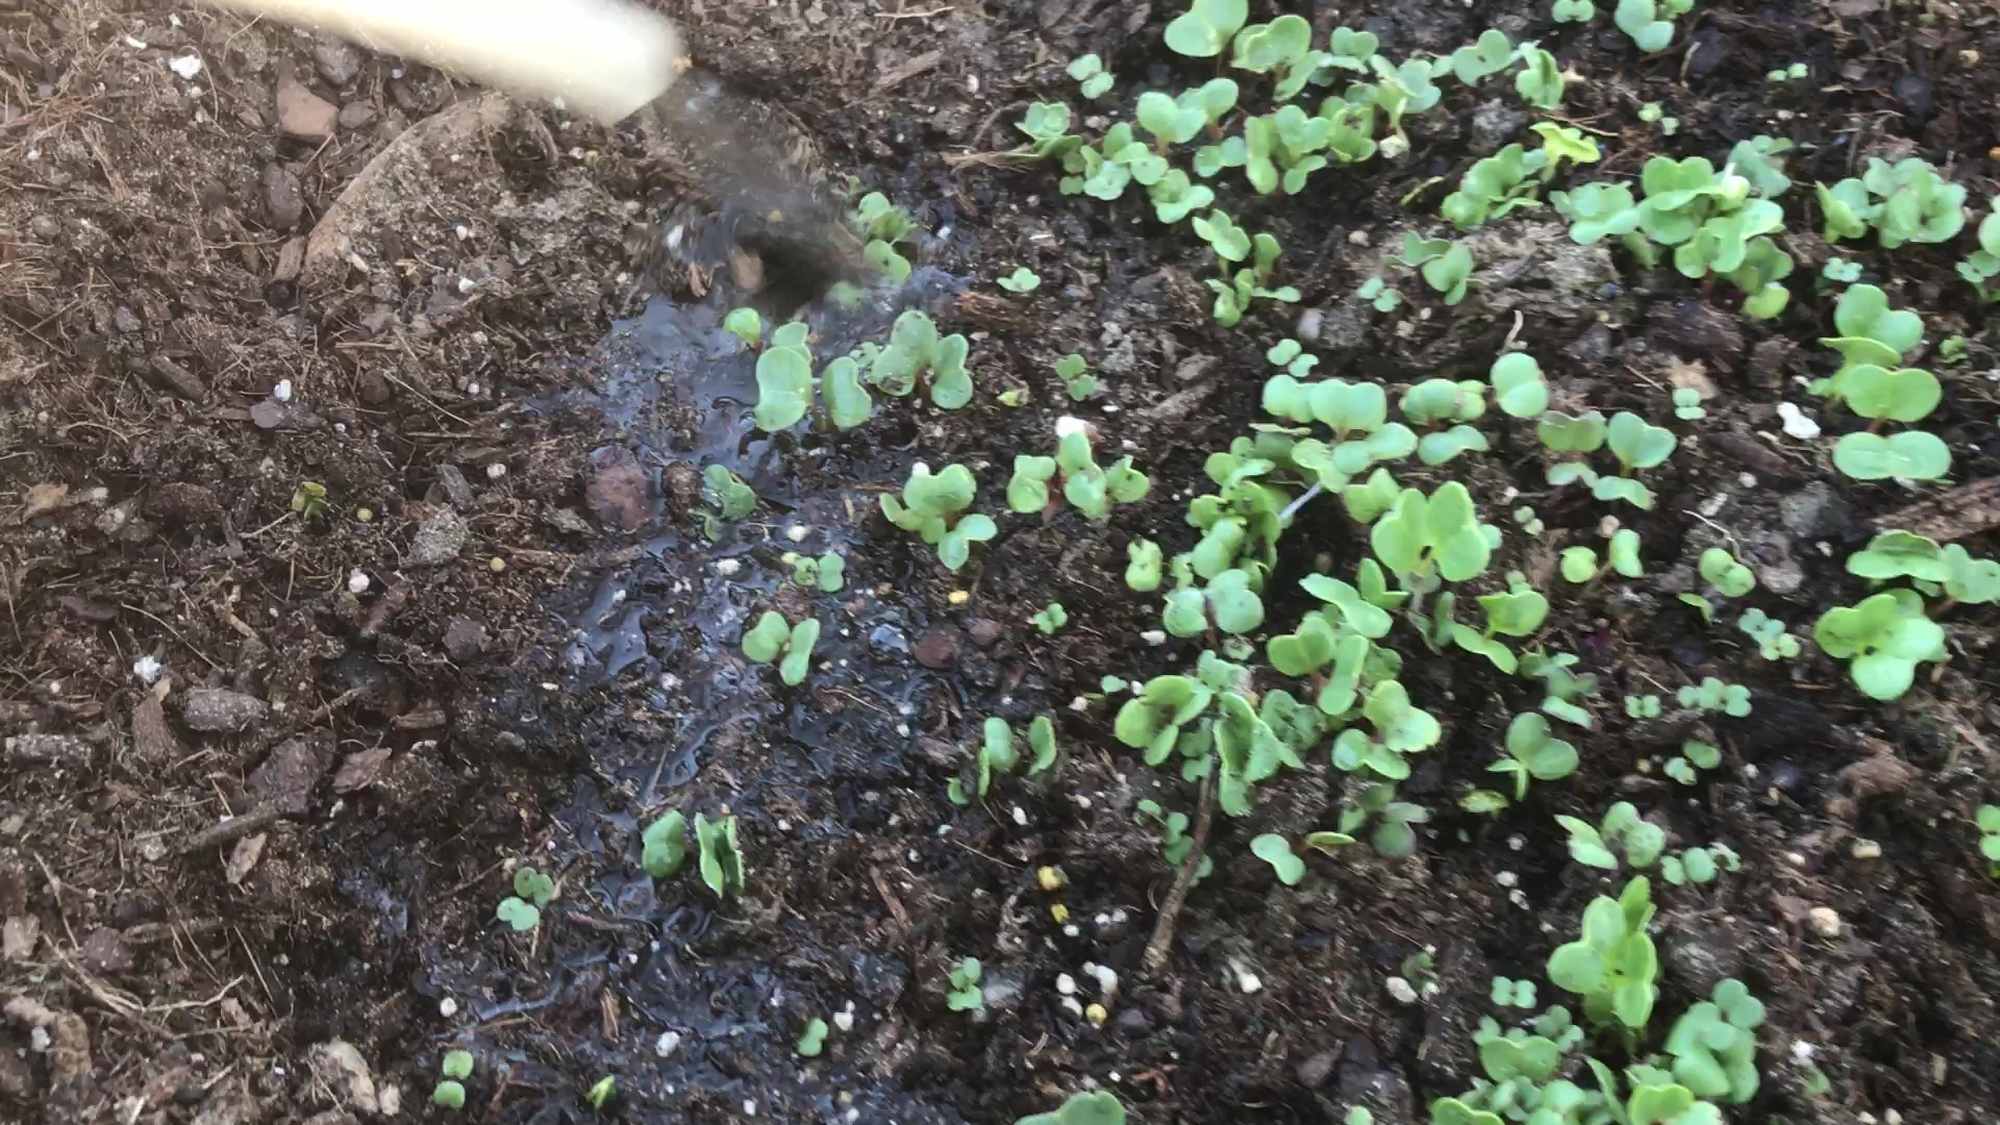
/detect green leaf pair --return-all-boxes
[742,611,821,687]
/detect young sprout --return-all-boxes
[1163,0,1248,58]
[880,462,996,571]
[1489,712,1579,798]
[796,1017,830,1058]
[723,307,762,349]
[1813,589,1947,700]
[641,811,688,878]
[946,957,985,1011]
[998,267,1042,293]
[1697,547,1755,598]
[1017,1091,1127,1125]
[1736,609,1800,660]
[1672,388,1706,420]
[1251,833,1306,885]
[1032,602,1069,634]
[496,866,556,932]
[1678,676,1751,717]
[1401,234,1475,304]
[1066,53,1114,99]
[1624,694,1661,719]
[585,1076,616,1110]
[742,611,821,687]
[1126,539,1164,591]
[1357,276,1402,312]
[1552,0,1595,20]
[1614,0,1694,53]
[434,1050,474,1111]
[694,813,745,898]
[1490,976,1538,1008]
[1054,353,1098,400]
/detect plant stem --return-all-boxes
[1142,770,1216,975]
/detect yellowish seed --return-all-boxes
[489,557,506,573]
[1050,903,1069,924]
[947,590,970,605]
[354,507,374,523]
[1036,865,1067,892]
[1084,1003,1107,1026]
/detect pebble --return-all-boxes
[312,36,362,86]
[275,71,337,139]
[1807,907,1842,938]
[442,617,489,661]
[1385,976,1420,1005]
[337,101,376,130]
[181,687,269,733]
[261,163,303,229]
[913,627,961,670]
[407,508,470,566]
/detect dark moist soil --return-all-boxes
[5,1,2000,1123]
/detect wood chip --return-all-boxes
[1870,476,2000,541]
[875,49,942,92]
[224,834,266,886]
[332,748,393,793]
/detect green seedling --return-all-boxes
[694,812,744,898]
[1845,529,1949,582]
[1016,1091,1126,1125]
[1661,841,1739,882]
[1559,802,1665,870]
[1663,738,1722,785]
[1522,649,1600,728]
[1402,378,1487,426]
[585,1076,616,1111]
[1819,282,1922,368]
[1251,833,1306,885]
[1513,506,1544,536]
[1767,61,1808,81]
[1014,102,1082,160]
[1976,806,2000,875]
[1624,694,1661,719]
[1813,589,1947,700]
[1164,0,1247,57]
[1055,353,1097,400]
[1941,544,2000,604]
[1490,712,1580,799]
[1736,609,1800,660]
[1823,257,1863,284]
[1607,410,1678,472]
[1697,547,1754,597]
[752,321,815,430]
[1672,388,1706,421]
[1561,528,1643,584]
[1332,782,1431,858]
[1115,675,1215,764]
[1137,798,1214,881]
[783,551,847,593]
[946,957,984,1011]
[1401,234,1475,304]
[1007,430,1149,521]
[1370,481,1493,584]
[702,465,757,538]
[1727,135,1794,197]
[1678,676,1750,717]
[1614,0,1694,52]
[1066,53,1113,99]
[434,1050,474,1111]
[742,611,820,687]
[1447,28,1515,83]
[881,463,996,572]
[796,1018,829,1058]
[1490,976,1538,1008]
[1267,337,1319,378]
[1958,197,2000,300]
[290,481,330,521]
[1232,15,1328,101]
[497,865,556,932]
[1357,276,1402,312]
[852,192,916,281]
[1032,602,1068,634]
[1833,431,1951,482]
[1664,979,1764,1102]
[641,811,688,878]
[1453,576,1549,673]
[1331,680,1443,781]
[1162,567,1265,636]
[1553,0,1595,19]
[1515,46,1564,110]
[1126,539,1164,591]
[997,266,1041,293]
[1489,352,1549,418]
[723,307,762,349]
[1819,157,1967,248]
[869,310,974,409]
[1547,875,1659,1031]
[951,716,1059,805]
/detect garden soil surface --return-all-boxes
[5,1,2000,1123]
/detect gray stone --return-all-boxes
[336,101,376,130]
[1778,480,1854,540]
[275,72,337,139]
[3,734,90,766]
[248,737,324,816]
[261,163,303,229]
[311,37,361,86]
[430,464,474,509]
[407,507,469,566]
[442,617,488,661]
[1469,98,1529,153]
[182,688,268,733]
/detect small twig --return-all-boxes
[169,805,283,859]
[1142,772,1216,975]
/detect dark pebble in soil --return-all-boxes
[868,623,910,658]
[966,618,1004,648]
[261,163,303,229]
[584,446,652,531]
[148,482,223,529]
[1895,73,1934,120]
[442,617,489,661]
[181,687,269,733]
[913,626,960,669]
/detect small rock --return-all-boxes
[336,101,376,130]
[1468,98,1529,153]
[1777,480,1854,540]
[1296,1050,1338,1089]
[79,927,134,975]
[249,737,324,816]
[442,617,489,661]
[181,688,269,733]
[584,447,651,531]
[1385,976,1419,1005]
[1564,323,1613,366]
[913,627,961,670]
[311,37,362,86]
[1893,73,1933,121]
[429,464,475,510]
[261,163,303,229]
[112,306,143,334]
[979,967,1026,1012]
[308,1040,379,1114]
[407,507,470,566]
[965,618,1004,648]
[275,71,337,139]
[2,916,38,961]
[272,237,305,283]
[1775,401,1821,440]
[131,695,182,765]
[1807,906,1842,938]
[146,356,208,402]
[0,862,23,915]
[867,624,910,658]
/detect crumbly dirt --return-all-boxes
[4,1,2000,1124]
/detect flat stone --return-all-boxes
[181,688,268,733]
[249,737,323,816]
[407,507,469,566]
[261,163,303,229]
[272,237,305,283]
[131,695,182,765]
[79,927,134,975]
[442,617,488,661]
[336,101,376,130]
[276,71,337,140]
[584,447,651,531]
